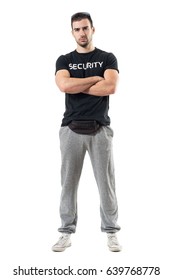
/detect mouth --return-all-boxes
[80,37,87,42]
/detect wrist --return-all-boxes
[93,76,104,84]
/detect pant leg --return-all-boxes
[58,127,86,233]
[88,126,120,233]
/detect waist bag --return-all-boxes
[68,120,101,135]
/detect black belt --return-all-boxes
[68,120,101,135]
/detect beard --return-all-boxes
[78,42,89,48]
[77,36,91,48]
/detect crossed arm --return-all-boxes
[55,69,119,96]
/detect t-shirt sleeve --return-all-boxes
[105,53,119,73]
[55,55,69,74]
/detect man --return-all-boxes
[52,12,121,252]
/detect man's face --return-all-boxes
[72,19,95,48]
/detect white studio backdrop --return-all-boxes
[0,0,173,279]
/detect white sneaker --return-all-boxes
[107,233,122,252]
[52,234,71,252]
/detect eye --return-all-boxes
[74,28,80,32]
[83,26,89,31]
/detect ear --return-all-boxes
[92,26,95,34]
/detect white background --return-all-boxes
[0,0,173,279]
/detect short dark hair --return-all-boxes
[71,12,93,28]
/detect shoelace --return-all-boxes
[108,235,118,245]
[58,235,69,246]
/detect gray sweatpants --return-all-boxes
[58,126,120,234]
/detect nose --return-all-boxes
[79,29,86,36]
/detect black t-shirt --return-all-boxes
[55,48,119,126]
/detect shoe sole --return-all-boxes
[52,243,71,252]
[108,246,122,252]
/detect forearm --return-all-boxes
[84,69,119,96]
[57,76,103,94]
[84,80,116,96]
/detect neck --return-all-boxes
[76,43,95,53]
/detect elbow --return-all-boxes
[57,80,75,93]
[101,86,115,96]
[59,84,67,92]
[55,79,67,93]
[55,75,68,92]
[109,85,117,95]
[109,77,119,95]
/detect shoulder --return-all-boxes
[95,47,114,55]
[95,48,117,60]
[55,51,76,72]
[55,51,72,73]
[56,50,75,61]
[95,48,119,72]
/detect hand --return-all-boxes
[97,76,104,82]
